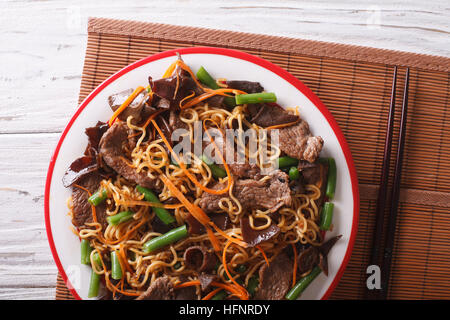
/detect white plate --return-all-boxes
[45,47,359,300]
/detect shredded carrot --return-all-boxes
[222,240,249,300]
[162,60,178,78]
[174,280,201,289]
[202,288,222,300]
[108,86,145,126]
[151,119,232,195]
[180,88,246,110]
[292,244,298,287]
[256,245,270,267]
[265,120,299,130]
[119,244,133,274]
[206,227,221,252]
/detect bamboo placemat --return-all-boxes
[55,17,450,300]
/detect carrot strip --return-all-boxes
[206,227,221,252]
[256,245,270,266]
[108,86,145,126]
[119,244,133,274]
[292,243,298,287]
[151,119,232,195]
[265,120,299,130]
[180,88,246,110]
[202,288,222,300]
[174,280,200,289]
[222,240,249,300]
[162,60,178,78]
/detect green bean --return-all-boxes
[87,269,101,298]
[236,264,247,273]
[107,211,134,226]
[326,158,337,200]
[211,290,228,300]
[136,185,176,225]
[277,156,299,169]
[143,225,188,253]
[80,239,92,265]
[235,92,277,105]
[289,166,300,180]
[320,202,334,231]
[285,266,321,300]
[88,189,108,206]
[92,252,102,269]
[197,66,220,89]
[247,276,259,297]
[196,66,236,107]
[201,154,227,179]
[110,251,122,280]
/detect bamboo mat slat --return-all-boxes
[55,17,450,300]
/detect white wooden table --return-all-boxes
[0,0,449,300]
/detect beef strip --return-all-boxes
[297,246,320,274]
[99,121,163,191]
[84,121,109,155]
[183,246,217,272]
[247,103,299,128]
[278,120,324,163]
[186,212,229,235]
[136,276,174,300]
[174,275,197,300]
[254,252,293,300]
[71,172,108,229]
[226,80,264,93]
[198,273,218,291]
[62,155,98,188]
[240,217,280,247]
[317,235,342,276]
[199,170,291,214]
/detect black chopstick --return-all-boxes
[380,67,410,299]
[366,66,398,299]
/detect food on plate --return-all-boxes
[63,54,339,300]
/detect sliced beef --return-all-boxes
[247,103,299,128]
[99,122,163,191]
[240,217,280,247]
[278,120,324,163]
[226,80,264,94]
[198,273,217,291]
[254,252,293,300]
[108,89,156,124]
[136,276,174,300]
[186,212,229,235]
[183,246,217,272]
[174,275,197,300]
[71,172,108,229]
[84,121,109,155]
[199,170,291,214]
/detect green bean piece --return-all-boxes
[88,189,108,206]
[92,252,102,269]
[196,66,236,107]
[247,276,259,297]
[289,166,300,180]
[285,266,321,300]
[211,290,228,300]
[277,156,299,169]
[320,202,334,231]
[235,92,277,105]
[136,185,176,225]
[201,155,227,179]
[326,158,337,200]
[197,66,220,89]
[110,251,122,280]
[80,239,92,265]
[107,211,134,226]
[143,225,188,253]
[88,269,101,298]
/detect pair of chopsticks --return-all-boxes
[366,66,410,299]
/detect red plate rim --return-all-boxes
[44,46,359,300]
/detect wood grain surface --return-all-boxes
[0,0,449,300]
